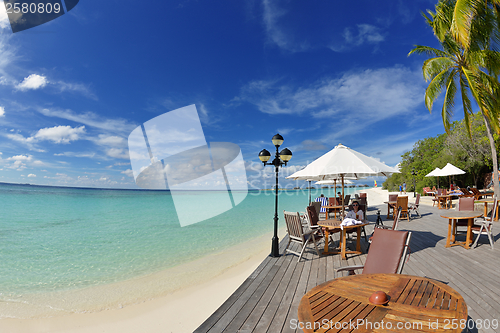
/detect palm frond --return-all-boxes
[409,45,449,58]
[441,71,458,132]
[451,0,475,47]
[422,57,454,81]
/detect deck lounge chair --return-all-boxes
[335,228,411,275]
[408,193,421,218]
[460,188,474,197]
[283,211,321,262]
[471,197,497,249]
[422,187,434,196]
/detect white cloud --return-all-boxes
[262,0,308,52]
[54,80,97,100]
[121,169,134,177]
[27,173,36,178]
[343,24,385,46]
[0,106,4,117]
[38,108,137,134]
[54,152,96,158]
[93,134,126,147]
[16,74,48,91]
[6,154,33,170]
[106,148,129,159]
[240,66,424,120]
[329,24,385,52]
[34,125,85,144]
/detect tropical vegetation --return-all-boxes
[383,112,500,193]
[408,0,500,197]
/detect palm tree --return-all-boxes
[409,1,500,196]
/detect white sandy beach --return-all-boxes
[0,187,408,333]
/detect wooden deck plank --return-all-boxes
[195,204,500,333]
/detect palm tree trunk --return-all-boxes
[481,112,499,197]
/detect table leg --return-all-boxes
[341,229,346,260]
[323,229,330,253]
[446,218,452,247]
[356,227,361,252]
[484,202,488,219]
[451,219,456,243]
[387,204,390,219]
[465,218,473,249]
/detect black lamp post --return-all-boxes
[411,167,416,198]
[258,134,292,257]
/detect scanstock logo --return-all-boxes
[128,105,248,227]
[3,0,79,33]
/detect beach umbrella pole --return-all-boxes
[341,175,345,218]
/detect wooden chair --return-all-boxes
[408,193,421,219]
[456,197,475,235]
[309,201,322,220]
[397,196,409,222]
[283,211,321,262]
[432,188,444,207]
[471,197,497,249]
[335,228,412,275]
[387,194,398,219]
[314,196,329,220]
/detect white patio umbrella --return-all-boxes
[315,179,354,200]
[425,167,442,188]
[287,143,399,216]
[439,163,465,188]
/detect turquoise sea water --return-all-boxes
[0,182,364,317]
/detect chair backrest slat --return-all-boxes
[415,193,420,205]
[389,194,398,202]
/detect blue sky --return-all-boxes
[0,0,457,189]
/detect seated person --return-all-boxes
[345,200,364,221]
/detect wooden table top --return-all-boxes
[440,211,483,219]
[298,273,467,333]
[321,205,347,209]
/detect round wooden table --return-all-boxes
[440,211,483,249]
[298,274,467,333]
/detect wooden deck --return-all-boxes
[194,204,500,333]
